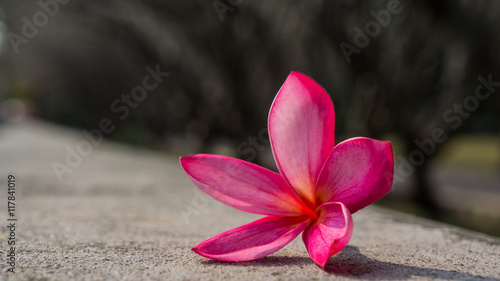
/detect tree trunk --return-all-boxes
[406,137,443,217]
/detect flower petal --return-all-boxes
[268,72,335,207]
[315,137,394,214]
[193,215,310,262]
[302,202,353,269]
[180,154,314,217]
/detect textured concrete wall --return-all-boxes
[0,121,498,280]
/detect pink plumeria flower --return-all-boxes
[180,72,394,269]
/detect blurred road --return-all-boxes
[386,155,500,236]
[433,165,500,216]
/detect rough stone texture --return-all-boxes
[0,121,499,281]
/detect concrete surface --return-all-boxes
[0,121,499,281]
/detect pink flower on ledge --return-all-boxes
[180,72,394,269]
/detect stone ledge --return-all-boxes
[0,121,498,280]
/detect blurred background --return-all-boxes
[0,0,499,236]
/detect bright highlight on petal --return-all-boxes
[268,72,335,207]
[181,72,394,270]
[302,202,353,269]
[180,154,310,216]
[315,137,394,214]
[193,215,310,262]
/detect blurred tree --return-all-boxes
[1,0,499,215]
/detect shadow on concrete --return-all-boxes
[205,256,311,267]
[325,246,499,280]
[204,246,498,280]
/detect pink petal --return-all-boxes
[193,215,310,262]
[180,154,314,217]
[302,202,353,269]
[315,137,394,214]
[268,72,335,207]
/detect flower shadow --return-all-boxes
[325,246,499,280]
[205,255,311,267]
[203,246,498,280]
